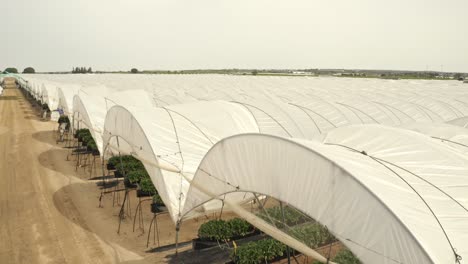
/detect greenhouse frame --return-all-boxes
[12,74,468,264]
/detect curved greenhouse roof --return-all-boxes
[184,125,468,264]
[16,74,468,263]
[103,101,259,220]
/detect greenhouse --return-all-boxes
[13,74,468,264]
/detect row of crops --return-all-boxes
[194,208,361,264]
[59,119,166,212]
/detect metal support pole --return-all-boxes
[280,201,291,264]
[175,221,181,255]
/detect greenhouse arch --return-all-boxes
[183,131,468,264]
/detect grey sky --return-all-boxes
[2,0,468,72]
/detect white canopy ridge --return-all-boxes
[103,101,259,221]
[183,126,468,264]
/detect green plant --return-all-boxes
[42,103,50,112]
[107,156,120,168]
[152,193,164,205]
[76,128,91,140]
[81,134,93,145]
[333,249,361,264]
[228,218,254,238]
[198,218,254,241]
[58,116,70,124]
[58,116,70,130]
[257,206,309,228]
[289,222,334,248]
[112,156,144,172]
[139,176,156,194]
[198,220,232,241]
[127,170,143,184]
[232,238,287,264]
[86,140,98,151]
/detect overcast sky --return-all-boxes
[1,0,467,72]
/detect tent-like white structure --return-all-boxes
[102,101,259,220]
[449,117,468,128]
[402,122,468,155]
[183,125,468,264]
[57,84,82,115]
[41,81,60,110]
[15,74,468,263]
[73,88,157,155]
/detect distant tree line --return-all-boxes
[1,67,36,74]
[3,67,18,74]
[72,67,93,74]
[23,67,35,74]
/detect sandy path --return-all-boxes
[0,83,117,264]
[0,81,231,264]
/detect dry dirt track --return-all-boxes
[0,83,122,263]
[0,81,237,264]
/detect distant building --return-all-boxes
[292,71,308,75]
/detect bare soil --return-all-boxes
[0,81,230,264]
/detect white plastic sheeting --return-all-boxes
[15,74,468,263]
[41,81,60,110]
[184,125,468,264]
[57,84,82,115]
[0,76,4,94]
[103,101,259,220]
[402,122,468,155]
[73,88,155,155]
[21,75,468,125]
[449,117,468,128]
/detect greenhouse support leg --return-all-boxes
[175,221,181,256]
[146,214,154,247]
[326,237,333,264]
[132,198,143,232]
[89,156,96,178]
[99,159,105,208]
[112,186,116,207]
[140,200,144,232]
[98,192,103,208]
[113,184,122,207]
[66,138,75,161]
[253,193,276,228]
[117,189,128,234]
[280,201,291,264]
[126,191,132,217]
[146,213,160,248]
[82,153,89,173]
[154,214,159,246]
[80,152,86,171]
[117,187,121,205]
[218,200,225,220]
[75,150,80,171]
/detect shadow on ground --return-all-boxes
[164,245,230,264]
[38,149,73,175]
[23,109,35,114]
[0,96,19,100]
[32,130,57,145]
[24,115,44,121]
[53,183,93,233]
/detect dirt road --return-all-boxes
[0,81,122,263]
[0,80,234,264]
